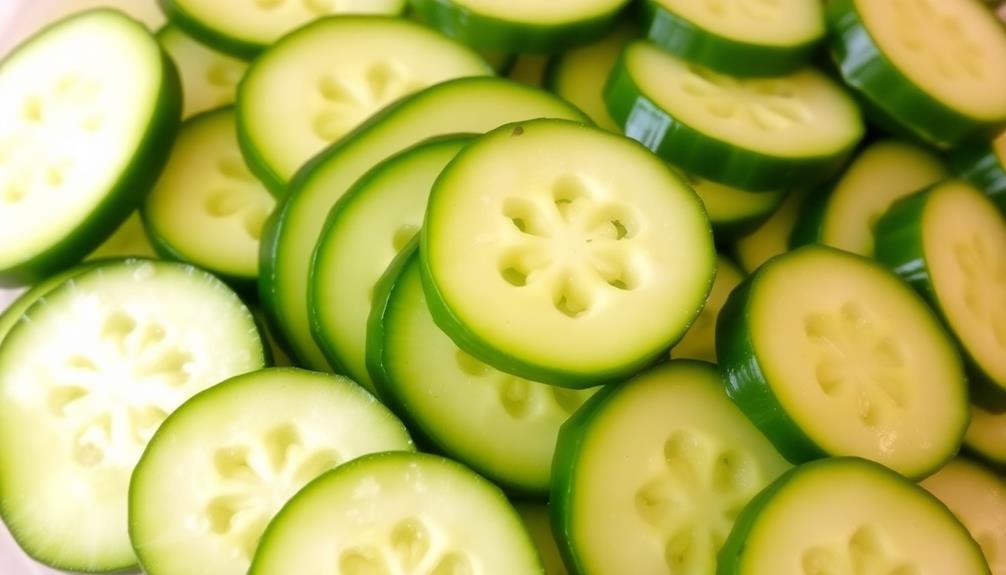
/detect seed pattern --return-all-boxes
[954,233,1006,349]
[681,64,811,131]
[702,0,782,20]
[455,350,591,418]
[204,155,272,240]
[338,518,474,575]
[313,62,425,142]
[802,525,919,575]
[893,0,984,79]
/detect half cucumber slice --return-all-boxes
[950,130,1006,213]
[671,255,745,363]
[157,25,248,119]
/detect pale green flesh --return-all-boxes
[448,0,625,24]
[653,0,823,46]
[734,189,803,273]
[682,171,784,227]
[158,25,248,119]
[87,212,156,260]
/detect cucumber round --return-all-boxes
[260,77,588,372]
[0,259,265,572]
[719,457,990,575]
[515,503,568,575]
[606,41,863,192]
[250,451,542,574]
[949,131,1006,213]
[87,212,157,261]
[421,119,714,387]
[679,170,787,240]
[827,0,1006,148]
[965,404,1006,467]
[129,368,414,575]
[732,188,806,273]
[0,9,181,286]
[551,361,790,574]
[671,255,745,363]
[717,245,968,478]
[157,25,249,119]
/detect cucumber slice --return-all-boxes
[408,0,631,54]
[260,77,587,372]
[965,404,1006,466]
[0,9,181,286]
[143,107,275,284]
[422,119,714,387]
[732,188,806,273]
[129,368,414,575]
[250,451,542,574]
[551,361,790,574]
[0,262,98,347]
[717,245,968,478]
[671,255,745,363]
[949,130,1006,213]
[159,0,407,58]
[0,259,265,572]
[876,180,1006,404]
[719,458,990,575]
[642,0,824,76]
[311,135,471,390]
[791,140,948,257]
[87,212,157,260]
[921,458,1006,574]
[157,25,248,119]
[606,41,862,192]
[679,170,787,240]
[515,503,568,575]
[827,0,1006,148]
[368,246,597,493]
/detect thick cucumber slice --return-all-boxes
[642,0,824,76]
[679,170,786,240]
[551,361,790,574]
[88,212,157,260]
[922,458,1006,574]
[606,41,862,192]
[311,136,470,389]
[876,180,1006,404]
[0,259,265,572]
[0,9,181,286]
[250,451,542,575]
[237,17,490,196]
[143,107,275,284]
[717,245,968,478]
[129,368,414,575]
[368,246,597,493]
[827,0,1006,148]
[791,140,948,257]
[515,503,568,575]
[157,25,248,119]
[422,119,714,387]
[159,0,407,58]
[260,77,588,371]
[949,131,1006,213]
[671,255,745,363]
[966,405,1006,466]
[732,188,806,273]
[719,458,990,575]
[408,0,630,54]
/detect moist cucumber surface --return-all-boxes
[671,255,745,363]
[157,25,248,119]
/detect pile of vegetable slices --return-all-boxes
[2,0,1006,573]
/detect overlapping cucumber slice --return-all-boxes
[157,25,248,119]
[678,170,787,240]
[671,255,745,363]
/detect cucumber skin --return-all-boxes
[949,142,1006,214]
[158,0,271,59]
[786,187,829,250]
[641,0,819,77]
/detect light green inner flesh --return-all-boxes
[448,0,626,24]
[681,170,784,227]
[652,0,823,46]
[733,188,803,273]
[87,212,156,260]
[158,25,249,119]
[672,255,744,362]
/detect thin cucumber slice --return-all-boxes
[671,255,745,363]
[0,259,265,572]
[157,25,248,119]
[827,0,1006,148]
[129,368,414,575]
[606,41,862,192]
[143,107,275,284]
[876,180,1006,404]
[250,451,543,574]
[508,55,550,88]
[965,404,1006,466]
[0,9,181,286]
[408,0,631,54]
[87,212,157,260]
[642,0,824,76]
[679,170,787,240]
[368,246,597,493]
[949,130,1006,213]
[551,361,790,574]
[717,245,968,478]
[159,0,407,58]
[515,503,568,575]
[719,458,990,575]
[791,140,948,257]
[0,262,99,346]
[922,458,1006,575]
[237,16,491,195]
[310,135,471,389]
[732,188,806,273]
[422,119,714,387]
[260,77,588,372]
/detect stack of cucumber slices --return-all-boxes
[3,0,1006,574]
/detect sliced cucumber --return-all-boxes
[671,255,745,363]
[606,41,862,191]
[949,130,1006,213]
[0,262,98,347]
[965,404,1006,466]
[0,259,265,572]
[679,170,787,240]
[368,245,597,493]
[717,245,968,478]
[143,107,275,284]
[552,361,790,574]
[422,119,714,387]
[719,458,990,575]
[0,9,181,286]
[311,135,471,389]
[732,188,806,273]
[250,451,542,575]
[87,212,157,260]
[515,503,568,575]
[791,140,948,257]
[238,16,490,196]
[827,0,1006,148]
[129,368,414,575]
[642,0,824,76]
[260,77,587,371]
[157,25,248,119]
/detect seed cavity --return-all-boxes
[499,378,534,418]
[553,273,592,318]
[314,62,422,142]
[804,525,919,575]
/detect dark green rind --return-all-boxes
[787,187,829,249]
[157,0,266,59]
[364,239,419,405]
[408,0,630,54]
[642,0,821,77]
[0,10,182,287]
[949,140,1006,213]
